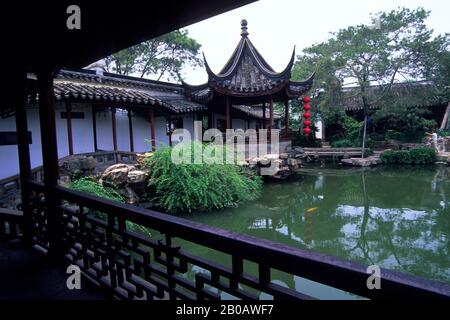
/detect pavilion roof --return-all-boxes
[183,20,314,104]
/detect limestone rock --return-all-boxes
[287,158,298,167]
[100,163,135,188]
[136,152,154,167]
[60,155,96,176]
[118,186,139,205]
[127,170,147,184]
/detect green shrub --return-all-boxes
[385,130,404,141]
[409,148,437,164]
[71,177,124,202]
[438,129,450,137]
[331,138,374,149]
[381,147,436,164]
[292,132,321,147]
[144,142,262,214]
[70,177,150,236]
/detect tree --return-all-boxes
[104,29,203,81]
[292,7,449,155]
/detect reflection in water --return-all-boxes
[174,166,450,298]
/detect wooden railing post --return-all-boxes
[13,71,32,245]
[37,69,63,258]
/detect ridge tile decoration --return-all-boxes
[183,20,314,103]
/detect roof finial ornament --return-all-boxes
[240,19,248,37]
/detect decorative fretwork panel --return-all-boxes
[26,181,450,300]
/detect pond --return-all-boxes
[173,165,450,298]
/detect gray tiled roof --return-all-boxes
[28,69,208,114]
[340,81,445,111]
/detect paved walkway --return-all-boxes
[0,241,108,300]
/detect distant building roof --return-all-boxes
[27,69,207,114]
[24,69,277,120]
[340,81,447,111]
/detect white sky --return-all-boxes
[178,0,449,84]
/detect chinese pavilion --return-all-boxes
[183,19,315,135]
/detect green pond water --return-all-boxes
[162,165,450,299]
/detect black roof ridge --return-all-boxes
[342,80,435,91]
[58,69,184,92]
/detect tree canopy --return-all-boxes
[291,7,449,148]
[104,29,203,81]
[292,7,450,112]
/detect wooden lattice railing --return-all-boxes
[0,208,23,241]
[24,180,450,300]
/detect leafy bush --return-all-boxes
[71,177,124,202]
[331,139,353,148]
[331,137,374,149]
[144,142,262,214]
[438,129,450,137]
[70,177,150,236]
[292,132,321,147]
[409,148,437,164]
[372,105,437,142]
[385,130,404,141]
[380,147,436,164]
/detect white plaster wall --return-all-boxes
[183,113,195,137]
[0,104,262,179]
[315,120,323,140]
[115,110,131,151]
[248,120,257,130]
[154,116,169,148]
[0,107,43,179]
[71,103,95,154]
[0,113,20,179]
[232,118,246,130]
[95,109,114,151]
[132,113,152,152]
[55,103,69,159]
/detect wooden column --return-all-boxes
[168,115,173,147]
[65,100,73,155]
[269,100,274,131]
[111,107,118,162]
[92,105,98,151]
[128,108,134,152]
[37,69,63,259]
[226,98,231,130]
[149,110,156,151]
[13,71,32,245]
[111,107,118,151]
[262,103,266,129]
[269,100,274,144]
[284,100,289,134]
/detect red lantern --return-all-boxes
[302,95,312,136]
[303,127,311,135]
